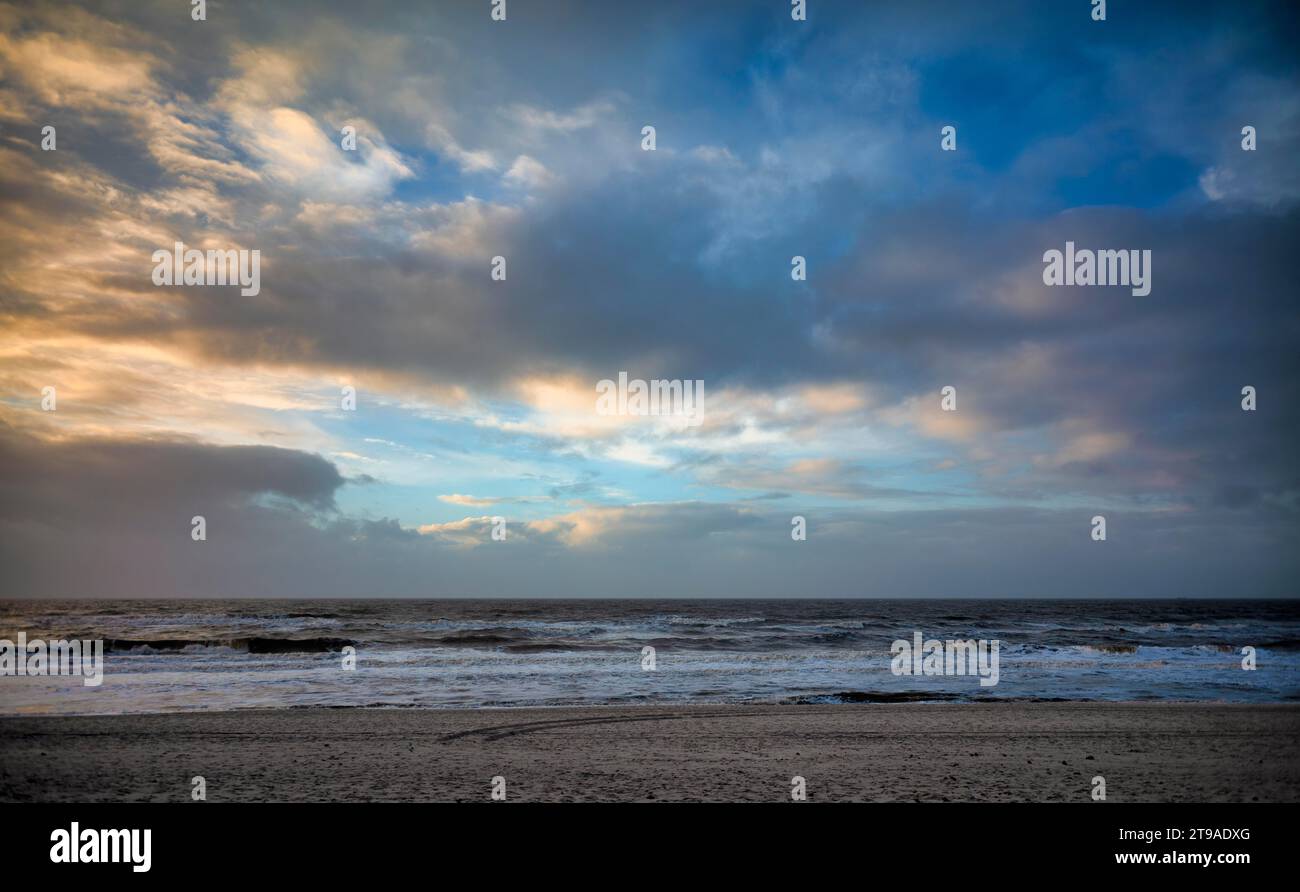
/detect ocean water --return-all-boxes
[1,599,1297,715]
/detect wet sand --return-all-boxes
[2,702,1297,802]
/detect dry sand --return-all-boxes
[2,703,1297,802]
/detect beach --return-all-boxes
[3,703,1298,803]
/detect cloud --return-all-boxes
[2,0,1299,598]
[438,493,550,507]
[2,424,1296,598]
[503,155,552,190]
[505,99,618,134]
[0,29,153,105]
[214,47,414,202]
[0,424,343,527]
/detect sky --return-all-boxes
[1,0,1298,598]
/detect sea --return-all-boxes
[1,598,1297,715]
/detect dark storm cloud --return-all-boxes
[0,423,345,522]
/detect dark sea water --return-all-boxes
[1,599,1298,714]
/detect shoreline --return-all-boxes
[2,694,1297,719]
[3,702,1298,802]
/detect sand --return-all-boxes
[2,703,1297,802]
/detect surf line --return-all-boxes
[890,631,1000,687]
[0,632,103,687]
